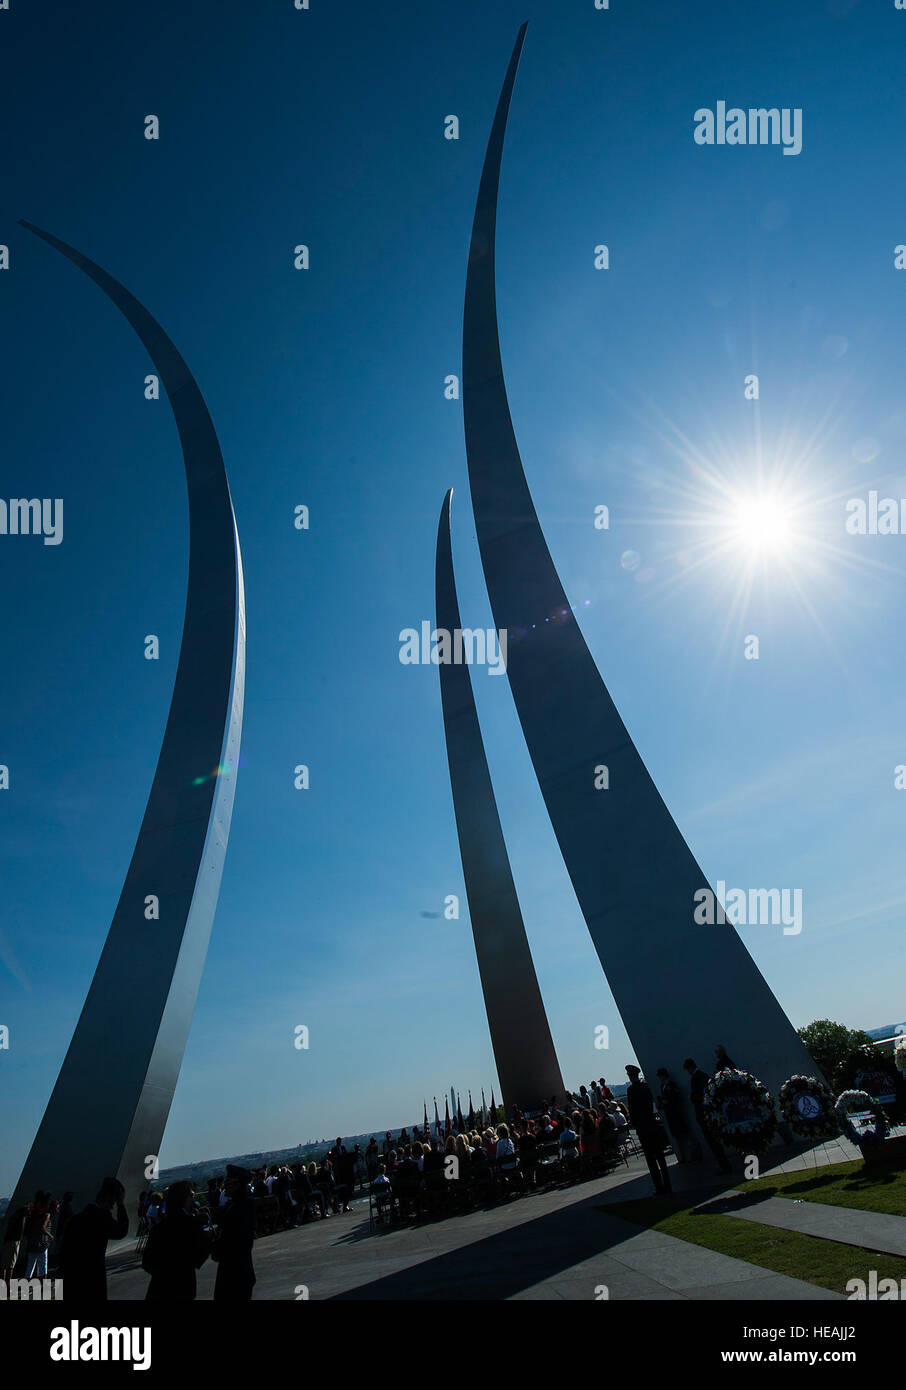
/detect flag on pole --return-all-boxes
[481,1088,488,1125]
[434,1097,441,1136]
[424,1100,429,1137]
[444,1098,451,1136]
[468,1091,475,1129]
[457,1093,464,1132]
[490,1087,497,1124]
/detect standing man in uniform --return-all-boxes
[213,1164,256,1302]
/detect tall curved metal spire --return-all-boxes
[11,223,245,1214]
[461,29,816,1097]
[435,489,565,1112]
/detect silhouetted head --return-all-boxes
[166,1180,194,1213]
[96,1177,124,1207]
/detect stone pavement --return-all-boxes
[106,1151,841,1302]
[710,1192,906,1258]
[758,1123,906,1177]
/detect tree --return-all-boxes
[797,1019,876,1088]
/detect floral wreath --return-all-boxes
[834,1089,889,1147]
[895,1037,906,1076]
[703,1069,778,1154]
[778,1075,839,1141]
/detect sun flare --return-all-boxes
[730,492,794,553]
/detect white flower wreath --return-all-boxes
[703,1068,777,1153]
[778,1074,838,1140]
[834,1089,888,1147]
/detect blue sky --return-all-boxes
[2,0,906,1191]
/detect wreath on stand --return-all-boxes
[894,1037,906,1077]
[834,1089,889,1148]
[703,1069,778,1153]
[778,1075,839,1141]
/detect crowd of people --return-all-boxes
[1,1170,255,1303]
[1,1177,128,1298]
[0,1049,748,1298]
[139,1166,256,1300]
[359,1052,740,1213]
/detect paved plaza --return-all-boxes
[105,1144,869,1301]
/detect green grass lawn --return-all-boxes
[742,1155,906,1218]
[599,1197,906,1294]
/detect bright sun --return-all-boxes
[731,493,794,553]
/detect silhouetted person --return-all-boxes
[331,1137,356,1198]
[1,1205,27,1282]
[56,1191,74,1240]
[625,1065,672,1194]
[714,1044,737,1073]
[656,1067,695,1163]
[392,1150,421,1219]
[213,1166,256,1302]
[292,1167,326,1220]
[316,1159,350,1213]
[684,1057,732,1173]
[59,1177,129,1301]
[142,1180,211,1300]
[422,1138,445,1178]
[49,1191,74,1274]
[23,1191,53,1278]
